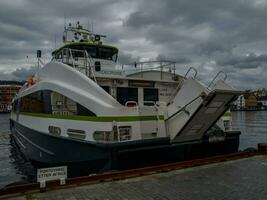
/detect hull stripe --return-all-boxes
[15,127,55,156]
[12,133,26,149]
[18,112,165,122]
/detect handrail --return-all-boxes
[84,51,97,83]
[165,94,203,121]
[53,48,97,82]
[143,101,156,106]
[122,60,177,80]
[184,67,198,79]
[125,101,138,107]
[208,71,227,88]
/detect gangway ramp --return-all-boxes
[166,77,242,143]
[170,89,241,143]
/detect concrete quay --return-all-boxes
[4,155,267,200]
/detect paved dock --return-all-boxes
[6,155,267,200]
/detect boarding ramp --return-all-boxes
[166,71,242,143]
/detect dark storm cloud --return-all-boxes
[216,53,267,69]
[117,52,141,64]
[0,0,267,89]
[156,54,190,63]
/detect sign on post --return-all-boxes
[37,166,67,188]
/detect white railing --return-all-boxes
[53,48,97,82]
[122,61,177,80]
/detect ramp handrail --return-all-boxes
[208,71,227,88]
[166,94,203,121]
[167,66,198,104]
[184,67,198,79]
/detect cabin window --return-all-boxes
[12,100,19,112]
[101,86,110,94]
[77,103,96,116]
[143,88,159,106]
[117,87,138,106]
[51,91,96,116]
[18,90,96,116]
[20,91,44,113]
[84,46,97,58]
[65,45,117,62]
[99,47,118,62]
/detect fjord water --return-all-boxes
[232,111,267,149]
[0,111,267,188]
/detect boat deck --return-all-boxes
[5,154,267,200]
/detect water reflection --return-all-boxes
[232,111,267,149]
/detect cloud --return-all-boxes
[11,66,37,80]
[0,0,267,89]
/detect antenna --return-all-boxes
[64,13,66,30]
[91,20,94,33]
[54,34,57,49]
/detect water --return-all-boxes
[0,114,35,188]
[0,112,267,188]
[232,111,267,149]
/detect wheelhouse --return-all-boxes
[52,43,118,62]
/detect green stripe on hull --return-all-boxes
[18,112,165,122]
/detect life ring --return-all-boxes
[27,76,36,86]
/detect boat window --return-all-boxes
[101,86,110,94]
[12,100,18,112]
[77,103,96,116]
[93,131,105,141]
[51,91,96,116]
[144,88,159,106]
[67,129,86,140]
[93,131,113,141]
[84,46,97,58]
[117,87,138,106]
[20,91,44,113]
[19,90,96,116]
[99,47,118,62]
[48,126,61,135]
[43,90,52,114]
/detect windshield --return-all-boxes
[60,45,118,62]
[98,47,118,62]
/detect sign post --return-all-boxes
[37,166,67,189]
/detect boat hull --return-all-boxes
[10,119,240,175]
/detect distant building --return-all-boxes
[234,95,245,110]
[244,92,258,110]
[257,96,267,107]
[0,84,21,112]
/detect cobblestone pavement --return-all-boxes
[7,156,267,200]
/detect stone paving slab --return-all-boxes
[6,156,267,200]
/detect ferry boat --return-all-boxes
[10,22,242,171]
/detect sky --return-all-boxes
[1,0,267,89]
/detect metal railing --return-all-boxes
[208,71,227,88]
[167,66,198,104]
[53,48,97,82]
[122,61,177,80]
[166,94,203,121]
